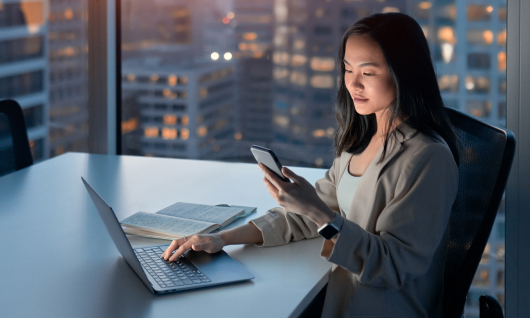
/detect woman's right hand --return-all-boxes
[161,233,226,262]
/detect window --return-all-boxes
[117,2,509,313]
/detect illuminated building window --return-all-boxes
[151,74,159,82]
[467,5,492,22]
[197,126,208,137]
[467,53,491,70]
[242,32,257,41]
[498,52,507,71]
[273,115,290,128]
[182,116,189,126]
[467,29,493,46]
[64,9,73,20]
[179,76,188,85]
[293,39,305,50]
[311,57,335,72]
[382,7,400,13]
[162,128,177,140]
[122,118,138,133]
[180,128,190,140]
[311,75,334,89]
[199,88,208,98]
[290,71,307,86]
[168,75,177,86]
[163,115,177,125]
[498,29,507,46]
[234,133,242,140]
[291,54,307,67]
[438,75,458,93]
[144,127,159,138]
[466,100,491,118]
[313,129,325,138]
[273,67,289,80]
[471,268,490,286]
[273,51,290,65]
[465,76,491,93]
[437,27,456,44]
[315,8,325,18]
[127,73,136,82]
[315,158,324,167]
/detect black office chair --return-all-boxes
[442,107,515,318]
[0,99,33,176]
[479,295,504,318]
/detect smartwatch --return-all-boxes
[318,213,344,240]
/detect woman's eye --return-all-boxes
[345,69,352,73]
[363,72,374,76]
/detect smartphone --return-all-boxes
[250,145,290,182]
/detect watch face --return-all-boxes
[319,224,339,240]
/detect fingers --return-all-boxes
[282,167,304,185]
[263,176,279,199]
[259,164,284,189]
[161,239,182,259]
[168,237,195,261]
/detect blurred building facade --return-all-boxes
[232,0,274,161]
[48,0,89,157]
[0,1,49,162]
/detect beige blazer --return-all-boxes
[251,123,459,318]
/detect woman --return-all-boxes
[162,12,459,318]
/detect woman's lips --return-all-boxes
[353,97,369,103]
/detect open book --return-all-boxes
[120,202,256,240]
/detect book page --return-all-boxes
[120,212,216,237]
[156,202,245,224]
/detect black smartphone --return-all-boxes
[250,145,290,182]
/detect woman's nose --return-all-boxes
[348,74,363,90]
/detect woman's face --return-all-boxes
[343,34,396,118]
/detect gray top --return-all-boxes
[337,163,360,215]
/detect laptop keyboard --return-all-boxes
[134,246,211,288]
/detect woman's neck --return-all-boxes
[375,109,402,139]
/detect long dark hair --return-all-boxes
[334,12,459,165]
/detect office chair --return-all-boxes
[479,295,504,318]
[0,99,33,176]
[442,107,515,318]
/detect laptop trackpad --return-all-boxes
[185,250,254,282]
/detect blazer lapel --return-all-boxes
[340,124,418,223]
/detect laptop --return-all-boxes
[81,177,254,294]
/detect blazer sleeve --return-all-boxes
[250,155,341,247]
[323,143,458,289]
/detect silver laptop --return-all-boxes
[82,177,254,294]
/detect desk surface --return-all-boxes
[0,153,335,318]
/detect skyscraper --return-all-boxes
[233,0,274,160]
[48,0,89,157]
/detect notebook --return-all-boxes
[81,177,254,294]
[120,202,256,240]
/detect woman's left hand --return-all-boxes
[259,163,335,227]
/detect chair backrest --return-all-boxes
[0,99,33,176]
[442,108,515,317]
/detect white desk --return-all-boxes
[0,153,333,317]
